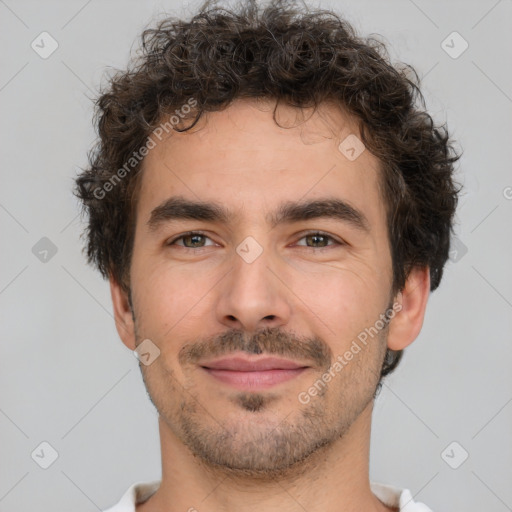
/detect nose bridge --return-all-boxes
[214,235,291,332]
[231,239,272,297]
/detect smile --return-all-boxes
[200,355,310,390]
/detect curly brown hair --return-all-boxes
[74,0,462,379]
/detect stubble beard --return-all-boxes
[137,336,385,482]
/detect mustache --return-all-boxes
[178,327,333,368]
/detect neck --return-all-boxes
[137,400,393,512]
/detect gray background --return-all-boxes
[1,0,511,510]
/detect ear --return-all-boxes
[109,276,136,351]
[387,266,430,351]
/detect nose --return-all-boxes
[214,241,292,334]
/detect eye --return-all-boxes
[167,231,216,249]
[294,231,343,249]
[166,231,343,251]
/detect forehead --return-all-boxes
[136,98,385,229]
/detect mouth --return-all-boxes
[200,355,310,390]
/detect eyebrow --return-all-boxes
[147,196,370,233]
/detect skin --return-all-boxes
[110,98,430,512]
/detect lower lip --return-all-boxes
[203,368,307,390]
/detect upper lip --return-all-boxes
[201,355,309,371]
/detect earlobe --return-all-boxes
[387,267,430,351]
[109,276,137,351]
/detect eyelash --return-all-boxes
[166,230,344,251]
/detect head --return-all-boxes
[75,0,461,476]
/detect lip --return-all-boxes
[200,355,309,390]
[202,356,307,371]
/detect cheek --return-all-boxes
[285,259,389,348]
[130,256,219,337]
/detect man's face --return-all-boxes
[126,99,395,475]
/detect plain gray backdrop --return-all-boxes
[1,0,511,510]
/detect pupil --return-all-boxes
[187,235,203,247]
[309,234,326,247]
